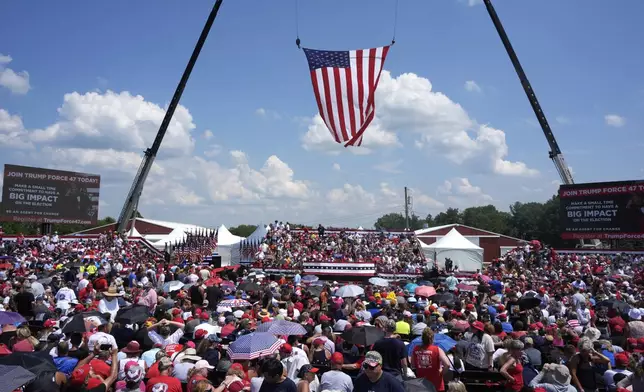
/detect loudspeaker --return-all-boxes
[210,255,222,268]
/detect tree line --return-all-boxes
[376,196,564,246]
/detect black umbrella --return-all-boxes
[429,292,456,305]
[237,281,260,292]
[518,296,541,310]
[0,365,36,392]
[404,378,437,392]
[307,286,323,297]
[115,305,150,324]
[596,299,631,314]
[61,312,108,334]
[341,326,384,346]
[0,351,56,378]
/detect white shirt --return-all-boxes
[98,298,120,322]
[87,331,118,351]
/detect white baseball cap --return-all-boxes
[194,360,214,370]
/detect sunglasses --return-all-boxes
[363,363,379,370]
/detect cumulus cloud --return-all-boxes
[0,54,31,95]
[0,109,34,149]
[255,108,281,119]
[464,80,482,93]
[303,70,537,176]
[604,114,625,128]
[332,163,341,171]
[203,129,214,139]
[302,115,400,155]
[438,177,493,206]
[29,90,196,157]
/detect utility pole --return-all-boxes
[404,186,410,231]
[116,0,224,233]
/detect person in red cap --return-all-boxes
[309,338,331,366]
[320,352,353,392]
[465,321,495,371]
[603,353,632,391]
[119,341,146,379]
[171,308,184,324]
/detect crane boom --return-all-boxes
[116,0,224,233]
[482,0,574,186]
[483,0,600,247]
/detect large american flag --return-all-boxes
[303,46,390,147]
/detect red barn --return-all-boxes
[415,224,523,264]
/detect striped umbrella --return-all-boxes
[227,332,283,360]
[219,299,251,308]
[256,320,307,336]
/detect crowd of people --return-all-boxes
[251,222,428,274]
[0,228,642,392]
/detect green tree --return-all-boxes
[229,224,257,237]
[509,201,547,240]
[433,208,463,226]
[461,205,511,235]
[374,213,426,230]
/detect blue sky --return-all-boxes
[1,0,642,228]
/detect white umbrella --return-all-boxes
[162,280,184,293]
[368,277,389,287]
[335,284,365,298]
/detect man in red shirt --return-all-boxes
[147,357,182,392]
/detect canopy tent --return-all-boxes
[231,224,267,265]
[217,224,245,266]
[245,224,268,242]
[422,228,483,272]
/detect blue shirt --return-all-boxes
[54,356,79,378]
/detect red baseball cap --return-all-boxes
[195,329,208,340]
[331,352,344,365]
[200,312,210,320]
[280,344,292,353]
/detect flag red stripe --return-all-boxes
[345,110,375,147]
[321,68,339,142]
[367,47,376,113]
[344,67,356,138]
[332,68,349,142]
[356,50,365,125]
[310,71,338,143]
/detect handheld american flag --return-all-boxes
[303,46,390,147]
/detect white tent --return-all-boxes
[231,223,267,265]
[216,224,245,266]
[422,228,483,271]
[245,224,268,242]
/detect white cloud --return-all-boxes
[255,108,281,120]
[0,54,31,95]
[464,80,482,93]
[438,177,493,207]
[374,159,403,174]
[203,129,214,139]
[302,71,536,176]
[0,109,34,149]
[604,114,625,128]
[301,115,400,155]
[29,90,196,157]
[332,163,341,171]
[203,144,222,158]
[413,192,445,209]
[468,0,483,5]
